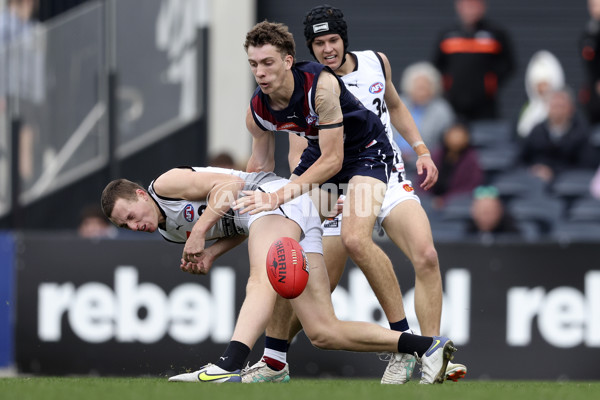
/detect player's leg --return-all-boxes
[169,215,302,383]
[228,216,302,349]
[291,252,399,351]
[290,252,456,384]
[381,184,466,381]
[243,222,350,383]
[381,199,442,336]
[341,175,407,324]
[341,175,418,384]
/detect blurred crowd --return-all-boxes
[2,0,599,241]
[395,0,600,243]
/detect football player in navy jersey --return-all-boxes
[101,166,457,384]
[233,19,443,382]
[242,6,466,385]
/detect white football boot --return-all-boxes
[168,363,241,383]
[417,336,457,384]
[380,352,417,384]
[241,359,290,383]
[445,361,467,381]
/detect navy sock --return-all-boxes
[215,340,251,371]
[265,336,289,352]
[389,318,410,332]
[397,332,434,358]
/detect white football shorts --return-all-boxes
[250,178,323,254]
[322,173,420,237]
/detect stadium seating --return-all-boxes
[477,144,519,176]
[491,169,548,200]
[551,221,600,242]
[440,194,473,222]
[469,119,513,148]
[508,196,566,235]
[567,196,600,222]
[429,220,468,242]
[551,169,596,200]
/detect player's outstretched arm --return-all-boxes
[379,51,438,190]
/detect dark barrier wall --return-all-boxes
[14,234,600,380]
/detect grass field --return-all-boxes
[1,377,599,400]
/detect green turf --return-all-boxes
[1,378,599,400]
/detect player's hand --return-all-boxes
[180,259,210,275]
[182,232,206,263]
[232,190,281,215]
[416,155,438,191]
[180,242,217,275]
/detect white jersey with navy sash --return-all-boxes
[148,167,279,243]
[341,51,405,177]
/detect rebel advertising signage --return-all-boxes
[14,234,600,380]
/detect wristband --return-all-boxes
[411,140,425,149]
[418,153,431,158]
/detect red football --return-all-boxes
[266,237,309,299]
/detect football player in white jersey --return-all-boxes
[243,5,466,384]
[101,166,457,384]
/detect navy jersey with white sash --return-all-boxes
[250,61,393,180]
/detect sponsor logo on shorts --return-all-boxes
[403,184,414,192]
[323,218,339,229]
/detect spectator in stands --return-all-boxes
[421,121,483,209]
[0,0,37,43]
[519,87,591,183]
[0,0,43,183]
[517,50,565,139]
[397,61,455,165]
[78,204,118,239]
[579,0,600,125]
[466,185,520,242]
[433,0,515,121]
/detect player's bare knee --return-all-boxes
[413,246,440,276]
[341,231,371,259]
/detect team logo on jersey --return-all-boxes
[305,115,317,126]
[183,204,195,222]
[403,184,414,192]
[369,82,384,94]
